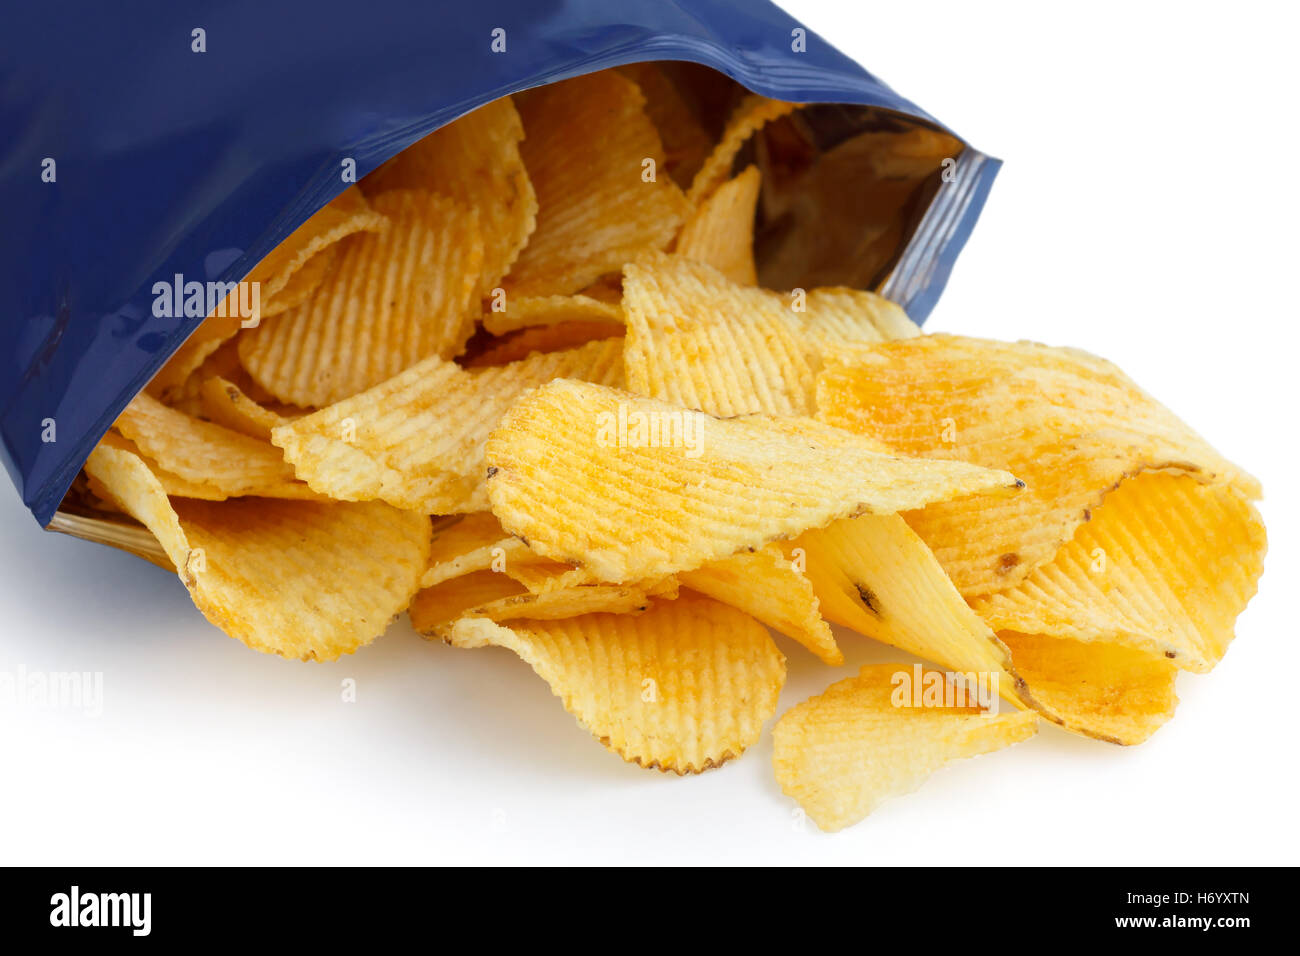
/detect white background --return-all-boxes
[2,1,1297,865]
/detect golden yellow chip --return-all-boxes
[972,471,1266,673]
[145,187,384,404]
[504,71,691,296]
[239,189,484,407]
[94,431,229,501]
[114,392,317,499]
[466,320,625,367]
[421,511,532,588]
[481,293,621,337]
[485,379,1022,583]
[84,443,430,660]
[260,242,339,319]
[197,376,296,441]
[790,514,1021,686]
[802,287,920,343]
[444,593,785,772]
[410,569,658,639]
[688,94,799,204]
[364,96,537,292]
[998,632,1178,746]
[272,339,625,513]
[817,335,1261,597]
[622,253,907,416]
[618,62,714,187]
[773,663,1039,831]
[680,544,840,665]
[674,165,761,285]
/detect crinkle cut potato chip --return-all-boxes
[688,93,799,204]
[674,165,761,285]
[617,62,714,188]
[773,664,1038,831]
[144,186,385,403]
[680,544,841,665]
[972,471,1266,673]
[504,70,691,297]
[364,96,537,292]
[272,339,625,514]
[83,444,430,661]
[422,512,531,588]
[481,293,621,337]
[484,378,1022,584]
[410,570,658,640]
[817,334,1261,597]
[260,242,339,319]
[114,392,318,499]
[240,189,484,407]
[621,253,911,417]
[445,593,785,773]
[465,320,625,368]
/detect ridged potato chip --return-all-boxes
[773,663,1039,831]
[481,293,621,337]
[84,443,430,660]
[618,62,714,187]
[364,96,537,292]
[114,393,317,499]
[466,320,625,367]
[145,187,385,403]
[972,471,1266,673]
[680,544,840,665]
[260,243,339,318]
[688,94,799,203]
[484,379,1023,583]
[675,165,761,285]
[504,71,691,296]
[444,593,786,773]
[622,253,909,416]
[240,189,484,407]
[272,339,625,513]
[817,335,1261,597]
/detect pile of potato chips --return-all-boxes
[73,67,1266,832]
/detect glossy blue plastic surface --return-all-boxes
[0,0,998,525]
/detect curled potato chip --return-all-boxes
[773,663,1039,831]
[790,514,1022,688]
[505,71,691,296]
[198,376,296,441]
[680,544,840,665]
[114,392,317,499]
[622,253,906,416]
[272,339,625,513]
[484,379,1023,583]
[997,632,1177,746]
[444,593,785,773]
[410,570,658,639]
[84,443,429,660]
[674,165,761,285]
[260,242,339,318]
[817,335,1261,597]
[364,96,537,292]
[466,320,625,367]
[422,512,531,588]
[972,472,1266,673]
[482,294,621,337]
[145,187,385,403]
[688,94,799,204]
[240,189,484,407]
[618,62,714,187]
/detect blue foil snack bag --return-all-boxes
[0,0,999,532]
